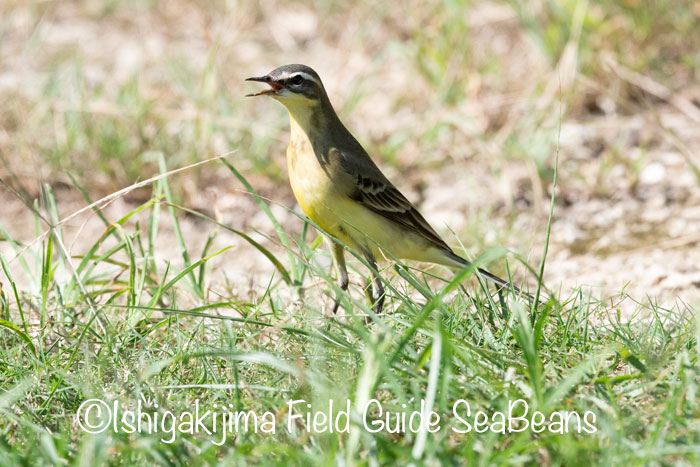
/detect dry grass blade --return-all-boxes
[5,150,237,265]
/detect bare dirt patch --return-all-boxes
[1,0,699,316]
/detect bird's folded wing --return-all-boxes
[331,147,451,251]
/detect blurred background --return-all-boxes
[1,0,700,309]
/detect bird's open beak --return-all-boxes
[245,75,284,97]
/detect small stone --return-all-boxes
[639,162,666,185]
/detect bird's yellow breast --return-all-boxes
[286,115,340,236]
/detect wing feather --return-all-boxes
[331,147,451,250]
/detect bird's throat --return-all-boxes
[289,112,311,145]
[286,102,322,142]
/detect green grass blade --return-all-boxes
[221,158,300,284]
[0,319,36,355]
[158,154,201,298]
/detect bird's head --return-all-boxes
[246,64,328,112]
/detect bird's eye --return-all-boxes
[290,75,304,86]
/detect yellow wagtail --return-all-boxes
[247,64,523,313]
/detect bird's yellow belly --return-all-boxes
[287,142,343,236]
[290,171,339,235]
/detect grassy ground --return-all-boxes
[1,0,699,465]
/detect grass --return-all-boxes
[0,160,697,465]
[1,0,699,465]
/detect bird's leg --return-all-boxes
[330,242,349,314]
[363,253,384,314]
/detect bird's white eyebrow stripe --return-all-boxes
[286,71,320,86]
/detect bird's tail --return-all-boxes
[441,249,535,303]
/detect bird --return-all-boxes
[246,64,527,314]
